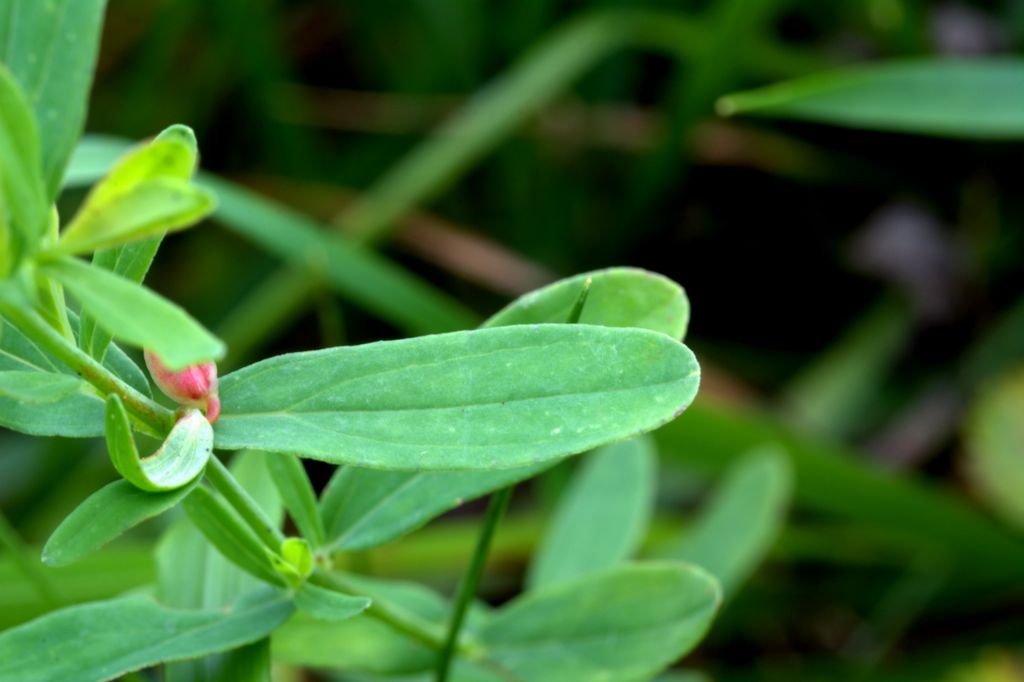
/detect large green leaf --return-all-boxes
[479,562,720,681]
[40,256,225,369]
[965,369,1024,530]
[718,58,1024,139]
[0,66,46,264]
[320,463,549,552]
[485,268,690,340]
[0,370,85,403]
[526,437,656,590]
[41,478,199,567]
[664,447,791,597]
[215,325,699,470]
[0,0,106,198]
[0,589,293,682]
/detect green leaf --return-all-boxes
[526,437,656,591]
[320,463,549,552]
[182,485,283,586]
[0,370,85,403]
[718,58,1024,139]
[479,562,721,681]
[40,256,225,369]
[294,582,371,622]
[0,589,293,682]
[41,477,199,567]
[664,447,792,597]
[216,325,699,470]
[79,237,163,361]
[275,537,314,585]
[53,178,215,256]
[0,66,46,261]
[485,268,690,339]
[965,370,1024,530]
[105,395,212,492]
[216,639,271,682]
[266,455,324,547]
[0,0,107,198]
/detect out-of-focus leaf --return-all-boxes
[665,447,791,597]
[0,589,293,682]
[105,395,212,492]
[216,325,699,470]
[294,582,371,622]
[656,400,1024,592]
[965,369,1024,530]
[479,562,720,681]
[266,455,324,547]
[40,256,225,369]
[526,437,656,590]
[484,268,690,339]
[41,478,199,567]
[216,639,271,682]
[320,463,549,552]
[0,0,107,198]
[719,59,1024,139]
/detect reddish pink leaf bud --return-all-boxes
[144,350,221,424]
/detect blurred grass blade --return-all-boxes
[215,639,272,682]
[484,267,690,340]
[665,447,792,598]
[965,369,1024,530]
[526,437,656,591]
[0,589,293,682]
[42,478,199,567]
[0,0,107,199]
[266,455,324,547]
[40,256,225,369]
[657,400,1024,593]
[718,58,1024,139]
[215,325,700,470]
[480,563,721,681]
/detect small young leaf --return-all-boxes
[42,478,199,567]
[278,537,314,583]
[526,436,656,591]
[485,267,690,340]
[718,58,1024,139]
[664,447,792,598]
[40,256,225,369]
[294,582,371,622]
[105,395,213,492]
[0,370,85,403]
[266,455,325,547]
[0,589,293,682]
[215,325,699,470]
[480,562,721,682]
[182,486,282,586]
[320,463,550,552]
[0,66,46,258]
[0,0,107,199]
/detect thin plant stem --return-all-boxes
[205,456,285,552]
[0,301,174,436]
[436,486,513,682]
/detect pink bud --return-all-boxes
[144,350,221,424]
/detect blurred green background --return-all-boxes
[6,0,1024,680]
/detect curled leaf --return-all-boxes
[105,394,213,492]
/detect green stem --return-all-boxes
[0,300,174,436]
[205,456,285,552]
[436,486,513,682]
